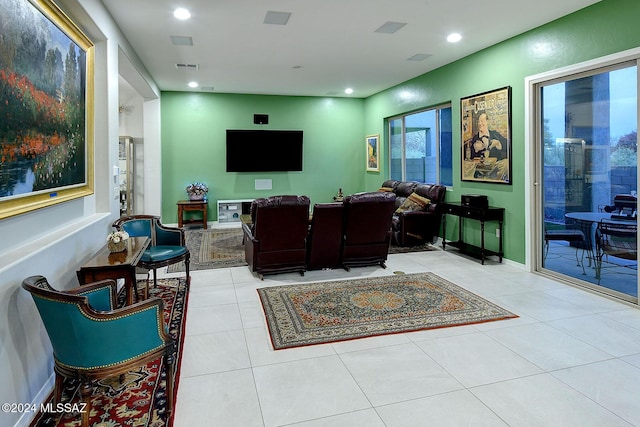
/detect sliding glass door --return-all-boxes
[537,62,638,302]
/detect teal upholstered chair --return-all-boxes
[113,215,190,288]
[22,275,175,427]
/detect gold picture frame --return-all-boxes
[460,86,511,184]
[366,134,380,172]
[0,0,94,219]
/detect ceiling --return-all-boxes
[102,0,601,98]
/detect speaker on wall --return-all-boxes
[254,114,269,124]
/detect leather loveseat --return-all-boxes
[379,180,446,246]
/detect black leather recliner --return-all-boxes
[242,195,310,279]
[341,191,396,270]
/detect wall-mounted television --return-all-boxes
[226,129,303,172]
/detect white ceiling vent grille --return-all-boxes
[175,63,199,70]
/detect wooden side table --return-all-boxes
[441,202,504,264]
[77,237,150,305]
[177,200,208,229]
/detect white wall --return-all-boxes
[0,1,159,425]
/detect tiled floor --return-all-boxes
[163,246,640,427]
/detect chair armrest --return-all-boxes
[242,223,257,243]
[69,279,118,311]
[156,224,185,246]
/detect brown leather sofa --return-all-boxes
[242,195,310,279]
[380,180,447,246]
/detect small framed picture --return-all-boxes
[366,134,380,172]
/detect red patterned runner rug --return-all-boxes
[29,277,189,427]
[258,272,517,350]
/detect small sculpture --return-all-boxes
[333,188,344,202]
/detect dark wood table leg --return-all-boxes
[480,220,486,265]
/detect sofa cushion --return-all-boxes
[395,192,431,214]
[395,181,419,197]
[378,186,395,192]
[141,245,188,263]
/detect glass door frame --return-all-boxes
[525,47,640,304]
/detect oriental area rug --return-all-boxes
[167,227,247,272]
[258,272,517,350]
[29,277,189,427]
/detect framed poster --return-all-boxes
[366,134,380,172]
[0,0,94,219]
[461,86,511,184]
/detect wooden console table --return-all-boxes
[441,202,504,264]
[177,200,208,229]
[77,237,150,305]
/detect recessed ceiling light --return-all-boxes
[344,88,354,95]
[174,8,191,20]
[447,33,462,43]
[188,81,198,88]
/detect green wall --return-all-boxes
[161,0,639,265]
[363,0,640,264]
[161,93,366,222]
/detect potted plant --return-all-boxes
[107,230,129,253]
[186,182,208,201]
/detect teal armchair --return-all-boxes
[22,275,175,426]
[113,215,190,287]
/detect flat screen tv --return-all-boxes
[226,129,303,172]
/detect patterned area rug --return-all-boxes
[167,227,247,272]
[168,227,435,272]
[258,272,517,350]
[29,278,189,427]
[388,240,438,254]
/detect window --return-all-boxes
[388,104,452,185]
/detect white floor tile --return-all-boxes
[185,303,242,336]
[180,330,250,377]
[552,359,640,425]
[471,373,632,427]
[253,355,371,427]
[187,283,237,307]
[376,390,509,427]
[548,314,640,357]
[286,409,386,427]
[339,343,463,406]
[493,290,600,321]
[484,322,612,371]
[416,332,542,387]
[174,369,263,427]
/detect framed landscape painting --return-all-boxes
[0,0,94,219]
[366,134,380,172]
[460,86,512,184]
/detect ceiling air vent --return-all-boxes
[175,63,199,70]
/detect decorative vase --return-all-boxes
[189,193,205,201]
[108,239,127,253]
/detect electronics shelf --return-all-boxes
[217,199,253,225]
